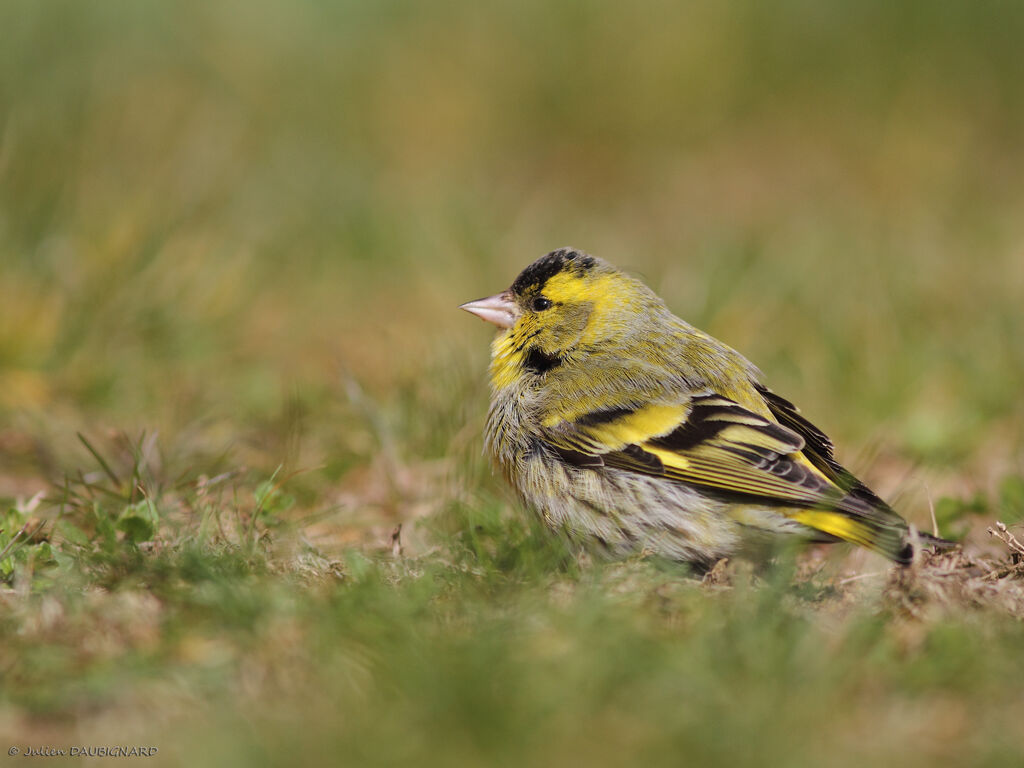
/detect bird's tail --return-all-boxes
[789,504,955,565]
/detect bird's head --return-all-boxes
[460,248,661,377]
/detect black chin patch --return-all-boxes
[511,248,596,296]
[523,346,562,375]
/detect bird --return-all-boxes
[460,247,950,570]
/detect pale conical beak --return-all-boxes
[459,291,519,329]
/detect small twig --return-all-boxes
[390,524,404,557]
[0,531,23,563]
[24,518,47,544]
[988,521,1024,557]
[0,520,46,564]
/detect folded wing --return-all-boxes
[540,392,913,562]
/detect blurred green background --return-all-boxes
[3,0,1024,467]
[2,1,1024,765]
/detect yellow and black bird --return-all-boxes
[461,248,949,569]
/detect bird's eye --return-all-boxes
[532,297,553,312]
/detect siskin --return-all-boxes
[461,248,950,569]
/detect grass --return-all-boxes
[2,1,1024,765]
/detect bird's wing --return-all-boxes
[539,392,911,561]
[754,384,892,509]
